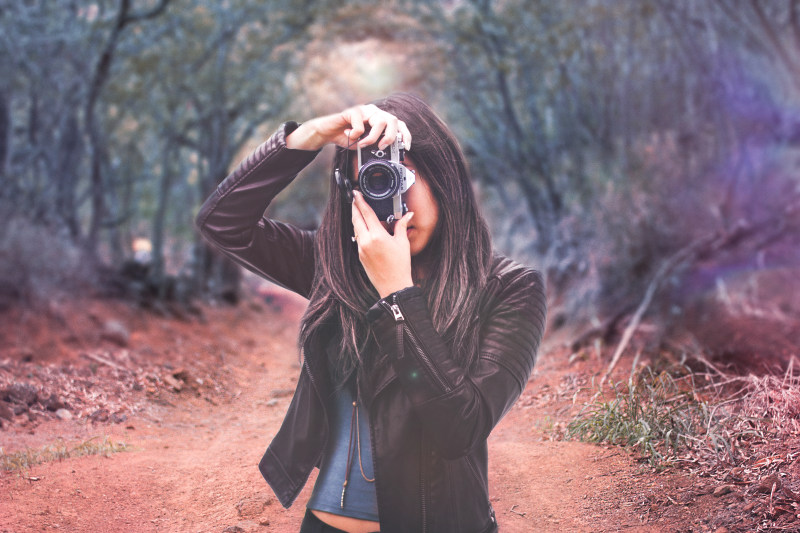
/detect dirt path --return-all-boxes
[0,291,705,532]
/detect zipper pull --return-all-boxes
[391,294,405,321]
[390,303,404,322]
[381,294,405,322]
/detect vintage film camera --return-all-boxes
[336,133,415,223]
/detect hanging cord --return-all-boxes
[344,130,352,189]
[355,402,374,483]
[342,131,360,201]
[339,131,362,245]
[340,398,375,509]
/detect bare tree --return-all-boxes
[398,0,800,354]
[84,0,172,260]
[104,0,324,301]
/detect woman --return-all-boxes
[196,93,546,533]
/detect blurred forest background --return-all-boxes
[1,0,799,373]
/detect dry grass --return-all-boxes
[568,357,800,470]
[679,359,800,476]
[567,356,800,528]
[1,436,130,472]
[567,364,715,467]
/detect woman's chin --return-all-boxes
[409,241,429,258]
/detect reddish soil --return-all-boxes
[0,286,749,532]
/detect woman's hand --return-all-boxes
[286,104,412,152]
[351,191,415,298]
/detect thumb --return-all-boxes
[394,211,414,238]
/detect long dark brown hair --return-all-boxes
[299,93,493,381]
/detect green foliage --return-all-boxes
[567,366,721,467]
[1,436,130,472]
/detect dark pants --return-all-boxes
[299,509,380,533]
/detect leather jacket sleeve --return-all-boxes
[195,122,321,298]
[366,265,546,460]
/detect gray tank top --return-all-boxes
[307,379,379,521]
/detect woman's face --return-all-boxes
[351,155,440,256]
[398,158,440,256]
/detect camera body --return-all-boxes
[337,134,415,223]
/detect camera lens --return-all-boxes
[358,161,399,200]
[365,169,391,193]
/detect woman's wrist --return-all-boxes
[377,280,414,300]
[285,120,326,151]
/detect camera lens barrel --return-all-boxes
[358,160,401,200]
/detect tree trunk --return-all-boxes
[56,113,83,239]
[151,143,176,298]
[85,0,129,258]
[85,0,172,259]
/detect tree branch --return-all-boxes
[748,0,800,83]
[124,0,172,24]
[601,196,800,386]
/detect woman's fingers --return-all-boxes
[358,114,388,148]
[398,120,411,151]
[341,106,365,146]
[351,192,413,298]
[393,211,414,239]
[351,105,402,150]
[351,193,368,238]
[351,191,382,232]
[298,104,409,152]
[379,118,400,150]
[373,113,403,151]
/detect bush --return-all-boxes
[0,215,99,308]
[567,366,714,467]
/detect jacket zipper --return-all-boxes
[382,295,452,393]
[404,326,451,392]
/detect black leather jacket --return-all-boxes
[196,122,547,533]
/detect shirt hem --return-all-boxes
[306,503,380,522]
